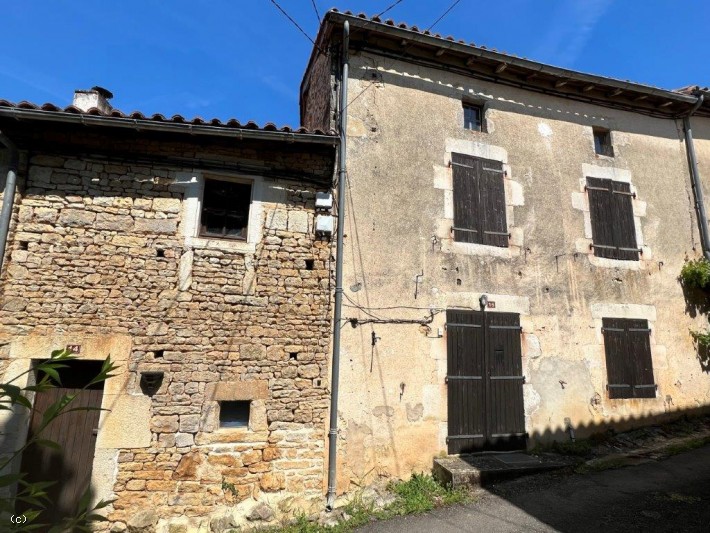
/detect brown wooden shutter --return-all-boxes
[479,159,508,247]
[587,177,617,259]
[451,153,508,248]
[452,153,481,244]
[587,177,639,260]
[602,318,656,399]
[626,319,656,398]
[611,181,639,261]
[446,309,486,453]
[486,312,525,441]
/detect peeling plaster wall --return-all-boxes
[332,51,710,490]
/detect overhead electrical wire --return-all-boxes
[426,0,462,32]
[269,0,326,55]
[341,0,465,115]
[375,0,406,18]
[311,0,321,24]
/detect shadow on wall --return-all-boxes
[680,279,710,373]
[525,403,710,446]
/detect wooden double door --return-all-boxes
[16,360,104,526]
[446,310,526,453]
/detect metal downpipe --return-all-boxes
[683,95,710,260]
[0,131,19,272]
[326,19,349,511]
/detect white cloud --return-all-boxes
[533,0,614,67]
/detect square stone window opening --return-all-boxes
[593,127,614,157]
[219,400,251,428]
[463,101,485,132]
[199,177,253,241]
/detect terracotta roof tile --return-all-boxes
[0,99,335,136]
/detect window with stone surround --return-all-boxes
[199,178,252,240]
[177,171,268,254]
[219,400,251,428]
[451,152,508,247]
[586,177,639,261]
[602,318,656,399]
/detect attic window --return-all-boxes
[200,178,252,240]
[463,103,483,132]
[219,401,250,428]
[593,128,614,157]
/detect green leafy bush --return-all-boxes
[680,258,710,289]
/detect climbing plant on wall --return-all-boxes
[680,258,710,290]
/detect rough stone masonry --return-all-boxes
[0,125,337,531]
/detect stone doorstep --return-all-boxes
[433,453,574,489]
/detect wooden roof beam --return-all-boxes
[495,63,508,74]
[582,84,595,92]
[607,88,623,97]
[435,48,445,57]
[554,79,569,89]
[658,101,674,108]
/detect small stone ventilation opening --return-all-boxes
[289,352,298,361]
[305,259,314,270]
[19,241,29,251]
[156,249,165,258]
[219,401,250,428]
[153,350,164,359]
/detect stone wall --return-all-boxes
[301,49,336,133]
[0,134,335,530]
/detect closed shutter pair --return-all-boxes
[602,317,656,399]
[587,177,639,260]
[451,153,508,248]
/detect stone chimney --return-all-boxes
[72,86,113,114]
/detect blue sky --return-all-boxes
[1,1,708,127]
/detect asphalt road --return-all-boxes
[357,445,710,533]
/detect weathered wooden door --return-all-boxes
[446,310,526,453]
[17,360,104,525]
